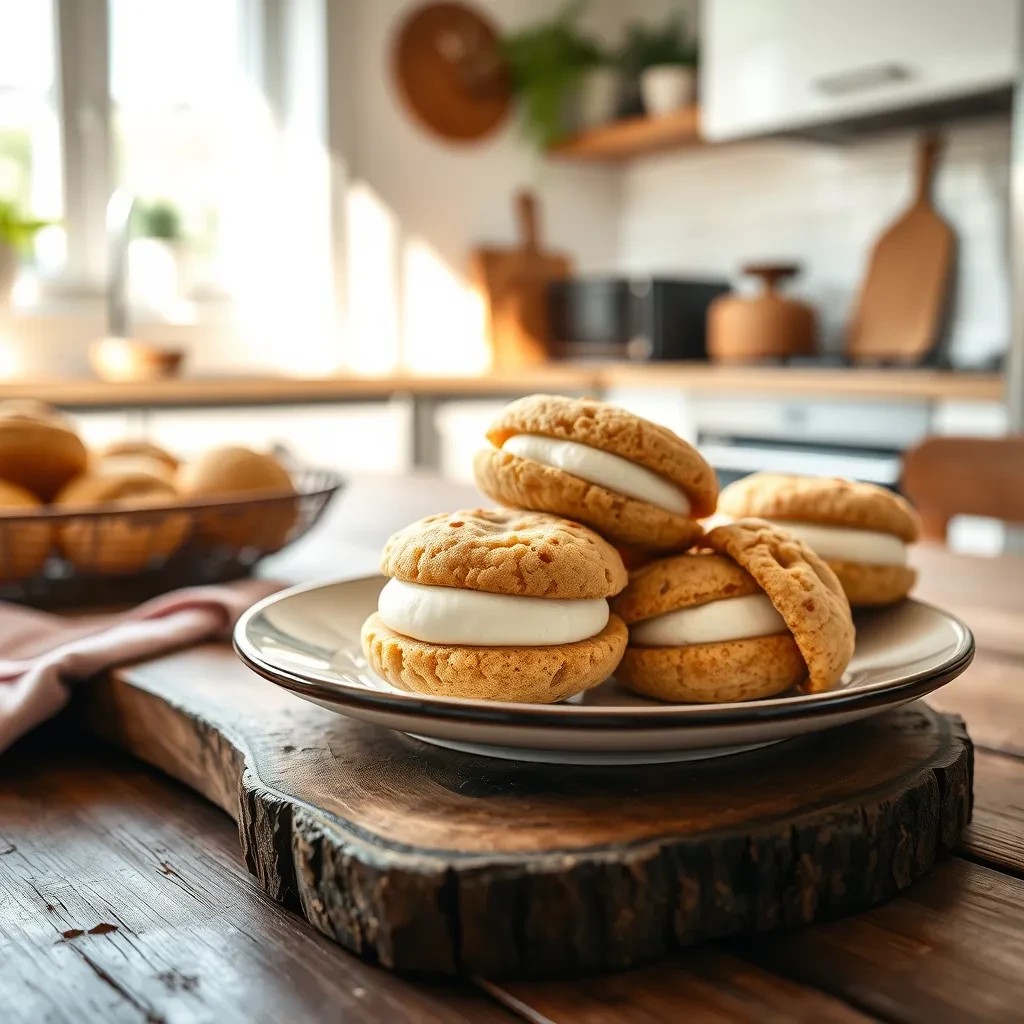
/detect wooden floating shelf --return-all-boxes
[548,105,704,162]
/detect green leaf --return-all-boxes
[0,199,54,252]
[501,0,609,148]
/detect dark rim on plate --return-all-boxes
[233,581,976,733]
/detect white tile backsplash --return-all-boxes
[619,117,1011,367]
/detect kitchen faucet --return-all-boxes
[106,188,136,338]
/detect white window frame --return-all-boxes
[31,0,341,337]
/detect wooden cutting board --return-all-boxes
[471,190,572,368]
[72,651,971,977]
[847,133,955,364]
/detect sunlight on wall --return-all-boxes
[402,237,489,376]
[220,72,340,377]
[0,335,21,378]
[346,181,400,374]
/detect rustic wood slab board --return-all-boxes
[70,645,973,979]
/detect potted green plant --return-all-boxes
[130,198,188,306]
[620,12,698,118]
[133,199,182,243]
[0,201,51,306]
[501,1,608,147]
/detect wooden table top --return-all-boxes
[3,476,1024,1022]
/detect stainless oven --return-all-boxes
[690,397,932,489]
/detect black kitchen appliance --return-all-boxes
[546,276,730,360]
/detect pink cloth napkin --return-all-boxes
[0,579,280,754]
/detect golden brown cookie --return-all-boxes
[613,552,761,624]
[178,446,297,551]
[0,479,52,582]
[617,634,805,703]
[0,404,87,500]
[381,507,627,599]
[475,394,717,551]
[362,612,627,702]
[718,472,919,540]
[704,519,854,693]
[474,448,704,551]
[830,560,918,608]
[717,473,919,606]
[55,471,190,574]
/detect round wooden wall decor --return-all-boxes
[391,1,511,142]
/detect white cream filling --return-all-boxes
[378,578,609,647]
[764,519,907,567]
[631,593,787,646]
[501,434,690,515]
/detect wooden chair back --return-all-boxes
[901,435,1024,541]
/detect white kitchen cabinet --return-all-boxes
[701,0,1019,141]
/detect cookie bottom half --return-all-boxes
[361,612,628,703]
[474,448,702,551]
[829,560,916,607]
[616,632,806,703]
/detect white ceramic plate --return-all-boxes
[234,576,974,765]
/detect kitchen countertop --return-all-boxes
[1,363,1006,409]
[2,474,1023,1022]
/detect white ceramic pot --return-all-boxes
[640,65,696,117]
[0,243,18,307]
[576,67,621,130]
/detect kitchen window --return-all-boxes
[2,0,333,340]
[0,0,64,299]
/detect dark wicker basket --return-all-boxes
[0,466,343,609]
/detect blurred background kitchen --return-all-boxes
[1,0,1021,554]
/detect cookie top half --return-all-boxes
[381,508,628,599]
[705,518,855,693]
[485,394,718,517]
[718,473,920,542]
[612,553,761,624]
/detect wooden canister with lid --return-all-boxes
[707,263,817,363]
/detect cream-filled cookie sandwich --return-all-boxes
[718,473,920,606]
[361,508,628,702]
[612,518,855,702]
[474,394,718,551]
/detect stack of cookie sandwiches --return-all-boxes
[362,393,863,706]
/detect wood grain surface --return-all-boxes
[73,636,973,978]
[739,859,1024,1024]
[0,732,517,1024]
[3,475,1024,1020]
[487,952,874,1024]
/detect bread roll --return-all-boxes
[55,471,190,574]
[93,440,179,482]
[0,402,88,500]
[178,446,297,552]
[0,479,51,582]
